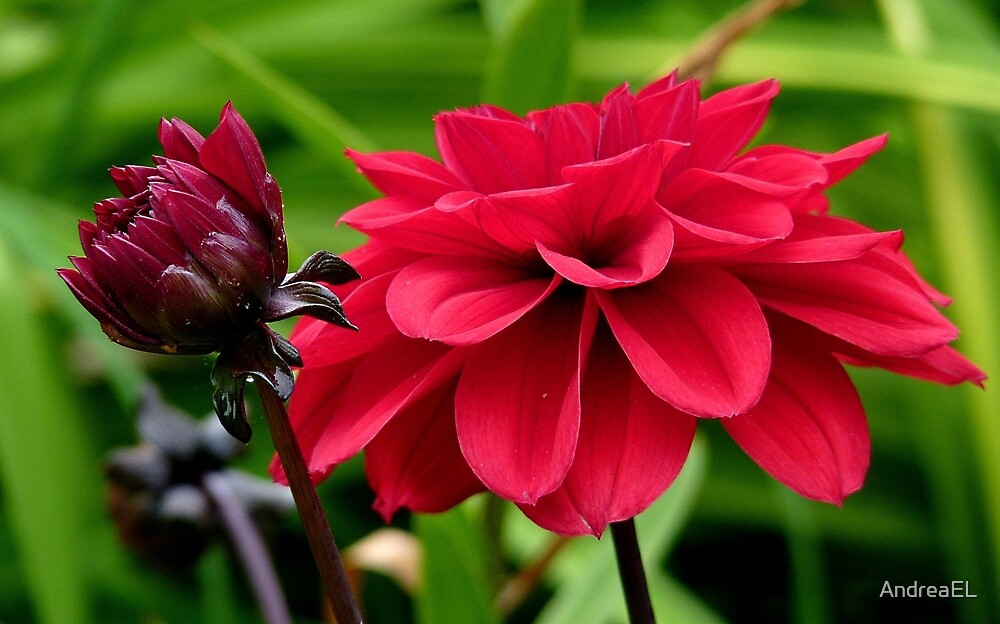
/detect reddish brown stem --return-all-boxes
[672,0,801,81]
[257,383,364,624]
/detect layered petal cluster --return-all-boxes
[280,74,984,536]
[59,103,358,441]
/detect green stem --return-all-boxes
[610,519,656,624]
[257,383,364,624]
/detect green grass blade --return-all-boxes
[415,503,500,624]
[535,434,714,624]
[581,35,1000,114]
[879,1,1000,614]
[481,0,582,113]
[190,22,380,192]
[778,487,831,624]
[0,183,145,406]
[0,232,95,624]
[911,104,1000,616]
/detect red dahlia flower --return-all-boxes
[279,73,984,536]
[58,103,358,442]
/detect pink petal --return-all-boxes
[839,344,986,387]
[729,214,902,264]
[345,149,464,203]
[688,79,780,170]
[344,195,509,258]
[272,359,360,484]
[725,151,829,196]
[634,77,700,145]
[766,310,984,388]
[339,196,426,230]
[732,253,958,356]
[661,168,795,247]
[634,70,679,98]
[817,134,889,187]
[597,265,771,417]
[386,255,561,345]
[519,323,697,536]
[536,208,673,288]
[749,135,889,215]
[455,293,597,503]
[292,271,401,368]
[722,340,870,504]
[366,382,484,521]
[596,84,639,159]
[434,110,547,193]
[526,103,600,183]
[303,338,466,474]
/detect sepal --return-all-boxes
[211,325,301,443]
[263,280,357,329]
[284,250,361,286]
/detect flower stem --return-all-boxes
[610,519,656,624]
[202,471,293,624]
[658,0,801,81]
[257,383,364,624]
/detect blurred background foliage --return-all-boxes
[0,0,998,622]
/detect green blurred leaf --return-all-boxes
[0,221,95,624]
[198,545,240,624]
[778,487,831,624]
[534,434,716,624]
[0,183,145,406]
[482,0,581,112]
[415,503,500,624]
[190,22,380,194]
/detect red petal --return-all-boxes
[520,323,697,536]
[661,168,795,249]
[597,84,639,159]
[536,208,673,288]
[158,117,205,165]
[366,382,484,521]
[634,77,700,145]
[345,149,464,203]
[199,103,272,218]
[526,103,600,183]
[597,265,771,417]
[344,195,509,258]
[386,255,561,345]
[272,359,360,483]
[732,253,958,356]
[455,293,597,503]
[303,338,465,474]
[723,340,870,504]
[58,264,160,348]
[434,110,547,193]
[292,272,400,367]
[688,79,779,170]
[839,343,986,387]
[730,214,902,264]
[749,135,888,215]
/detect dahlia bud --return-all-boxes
[58,103,359,441]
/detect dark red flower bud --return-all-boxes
[58,103,359,441]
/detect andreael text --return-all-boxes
[880,581,977,598]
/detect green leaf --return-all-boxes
[481,0,581,113]
[0,227,95,624]
[532,434,716,624]
[190,22,380,193]
[415,503,500,624]
[0,182,145,406]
